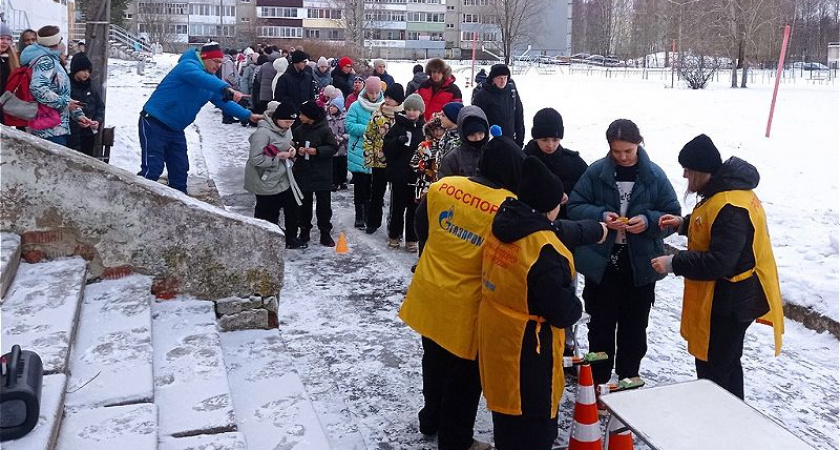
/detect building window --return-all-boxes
[240,17,251,22]
[257,7,298,18]
[463,0,488,5]
[307,8,342,19]
[258,26,303,38]
[460,30,497,41]
[446,5,454,10]
[364,11,406,22]
[139,2,187,15]
[407,12,445,22]
[446,23,454,28]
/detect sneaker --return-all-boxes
[331,184,339,192]
[320,230,336,247]
[286,238,308,250]
[405,241,419,253]
[366,226,378,235]
[467,440,492,450]
[354,217,366,229]
[387,237,401,248]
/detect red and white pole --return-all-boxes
[766,25,791,138]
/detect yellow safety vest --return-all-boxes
[479,230,575,418]
[399,177,514,360]
[681,190,784,361]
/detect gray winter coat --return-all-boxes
[258,53,281,102]
[244,118,298,196]
[239,61,255,95]
[438,106,488,179]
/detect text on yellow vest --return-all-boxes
[480,230,575,417]
[399,177,515,360]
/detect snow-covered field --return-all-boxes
[103,55,839,449]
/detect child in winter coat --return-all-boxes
[326,97,349,190]
[382,94,425,252]
[410,117,445,201]
[437,102,462,161]
[345,75,364,111]
[438,105,489,178]
[244,103,306,249]
[292,100,339,247]
[68,53,105,156]
[345,76,384,230]
[362,82,405,234]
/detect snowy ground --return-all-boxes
[103,55,839,449]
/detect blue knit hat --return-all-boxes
[442,102,464,123]
[329,97,345,114]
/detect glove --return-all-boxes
[263,144,280,157]
[397,135,409,144]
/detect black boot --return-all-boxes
[354,204,366,229]
[286,237,308,250]
[320,229,335,247]
[298,226,312,244]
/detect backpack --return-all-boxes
[3,56,59,129]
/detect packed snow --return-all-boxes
[97,55,839,449]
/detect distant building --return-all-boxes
[0,0,77,44]
[124,0,237,53]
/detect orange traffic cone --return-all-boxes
[606,416,634,450]
[335,231,349,254]
[568,364,602,450]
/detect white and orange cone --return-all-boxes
[606,416,634,450]
[568,364,602,450]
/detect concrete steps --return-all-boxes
[56,403,158,450]
[0,232,22,299]
[220,330,333,450]
[1,257,88,375]
[64,275,155,409]
[159,432,248,450]
[152,299,237,438]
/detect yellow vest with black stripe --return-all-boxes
[479,230,575,417]
[399,177,514,360]
[681,190,784,361]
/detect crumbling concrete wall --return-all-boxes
[0,126,284,300]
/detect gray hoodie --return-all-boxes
[244,118,300,198]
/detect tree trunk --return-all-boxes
[85,0,111,158]
[731,64,738,87]
[740,60,749,88]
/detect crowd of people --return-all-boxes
[0,32,786,450]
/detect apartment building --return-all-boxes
[123,0,569,60]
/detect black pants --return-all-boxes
[332,156,348,185]
[352,172,371,207]
[254,190,299,243]
[70,134,96,157]
[367,168,388,230]
[388,182,418,241]
[300,190,332,231]
[583,245,655,385]
[695,316,752,399]
[492,411,559,450]
[419,337,482,450]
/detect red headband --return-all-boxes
[201,49,224,60]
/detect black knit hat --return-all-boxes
[519,156,565,213]
[478,135,525,194]
[678,134,722,173]
[384,83,405,104]
[299,100,324,122]
[272,102,298,121]
[291,50,309,64]
[70,52,93,76]
[531,108,564,140]
[488,64,511,81]
[462,117,488,138]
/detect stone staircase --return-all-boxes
[0,231,350,449]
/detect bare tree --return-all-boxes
[326,0,385,58]
[136,1,179,52]
[715,0,779,88]
[485,0,548,64]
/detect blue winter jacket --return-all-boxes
[567,147,681,287]
[345,92,384,174]
[143,49,251,131]
[21,44,82,139]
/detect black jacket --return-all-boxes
[672,157,770,321]
[523,140,589,218]
[69,78,105,137]
[292,118,338,192]
[331,66,353,97]
[471,80,525,146]
[382,112,424,185]
[274,66,317,108]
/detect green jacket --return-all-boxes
[567,147,680,286]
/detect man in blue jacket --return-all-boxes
[139,42,259,193]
